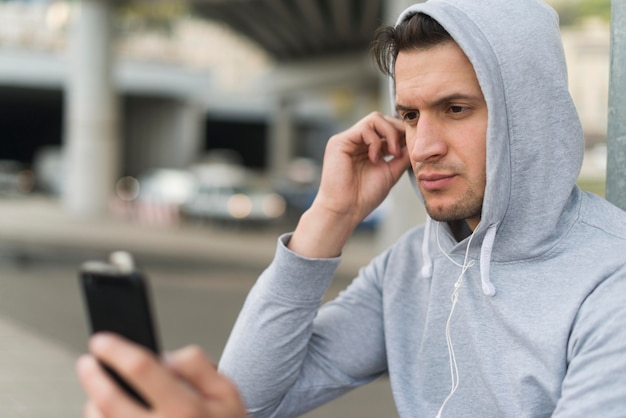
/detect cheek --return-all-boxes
[456,124,487,179]
[471,137,487,186]
[404,127,419,156]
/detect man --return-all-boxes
[78,0,626,417]
[219,1,626,416]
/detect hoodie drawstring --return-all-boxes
[479,224,498,296]
[422,220,498,297]
[420,216,433,277]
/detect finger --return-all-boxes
[362,129,406,165]
[166,346,243,401]
[89,334,203,415]
[387,146,411,181]
[361,129,384,163]
[383,114,404,129]
[166,346,247,417]
[361,114,402,162]
[383,115,406,155]
[84,401,104,418]
[370,113,405,156]
[76,354,147,418]
[164,345,221,397]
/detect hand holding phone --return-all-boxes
[79,251,160,408]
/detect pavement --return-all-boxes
[0,195,379,278]
[0,194,389,418]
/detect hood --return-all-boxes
[394,0,584,270]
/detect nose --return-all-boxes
[408,115,447,164]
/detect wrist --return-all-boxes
[288,205,359,259]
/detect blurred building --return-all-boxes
[0,0,385,217]
[0,0,613,241]
[562,18,610,147]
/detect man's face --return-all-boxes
[395,41,487,231]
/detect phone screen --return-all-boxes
[81,269,159,353]
[79,260,160,408]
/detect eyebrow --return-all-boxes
[395,93,483,113]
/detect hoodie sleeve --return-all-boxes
[218,233,388,418]
[552,266,626,417]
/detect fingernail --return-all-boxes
[76,354,96,375]
[89,332,113,351]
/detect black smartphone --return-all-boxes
[79,251,160,408]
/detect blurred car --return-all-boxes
[181,152,287,224]
[0,160,34,195]
[181,183,286,224]
[273,156,387,230]
[136,168,196,206]
[32,146,64,195]
[115,169,199,226]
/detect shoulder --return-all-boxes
[578,191,626,240]
[558,266,626,415]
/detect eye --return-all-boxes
[401,111,419,122]
[448,105,468,114]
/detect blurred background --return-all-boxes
[0,0,616,416]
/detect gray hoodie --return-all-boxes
[220,0,626,416]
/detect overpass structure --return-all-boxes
[192,0,384,61]
[4,0,621,241]
[12,0,422,243]
[192,0,426,246]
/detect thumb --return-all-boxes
[165,346,247,417]
[165,346,240,400]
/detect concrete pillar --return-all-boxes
[376,0,426,251]
[607,0,626,211]
[124,98,204,177]
[63,0,119,217]
[385,0,422,26]
[268,95,294,183]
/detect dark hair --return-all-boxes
[370,13,453,77]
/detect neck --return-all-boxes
[448,220,472,242]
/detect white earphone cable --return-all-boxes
[435,224,476,418]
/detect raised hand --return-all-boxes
[289,112,409,258]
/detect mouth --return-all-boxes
[417,172,457,191]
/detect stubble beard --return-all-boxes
[413,162,484,224]
[423,187,483,224]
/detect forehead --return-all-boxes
[394,42,484,106]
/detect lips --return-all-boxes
[417,172,457,191]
